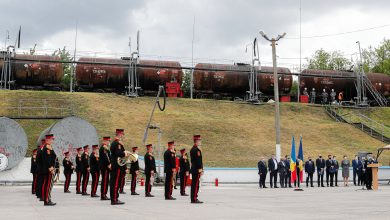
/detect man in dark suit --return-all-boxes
[326,155,335,187]
[278,158,287,188]
[352,155,359,186]
[257,157,267,189]
[365,154,374,190]
[268,155,278,188]
[316,155,325,187]
[305,156,315,187]
[333,155,339,187]
[285,155,292,188]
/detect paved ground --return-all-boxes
[0,184,390,220]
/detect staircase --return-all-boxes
[363,75,388,107]
[324,105,390,144]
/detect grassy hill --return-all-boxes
[1,90,389,167]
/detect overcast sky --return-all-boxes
[1,0,390,71]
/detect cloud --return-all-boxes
[1,0,390,70]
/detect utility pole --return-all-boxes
[190,16,195,99]
[298,0,302,103]
[260,31,286,160]
[71,22,78,93]
[356,41,366,105]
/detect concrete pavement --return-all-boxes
[1,184,390,220]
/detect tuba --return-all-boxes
[117,151,138,166]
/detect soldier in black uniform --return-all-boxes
[164,141,177,200]
[35,139,45,200]
[90,145,100,197]
[190,135,203,204]
[30,149,38,194]
[179,148,190,196]
[144,144,156,197]
[75,147,83,194]
[81,145,90,196]
[110,129,128,205]
[130,146,140,195]
[100,136,111,200]
[41,134,57,206]
[62,151,74,193]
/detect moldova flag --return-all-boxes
[298,136,304,183]
[290,136,297,183]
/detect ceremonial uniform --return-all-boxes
[164,141,176,200]
[179,150,190,196]
[99,139,111,200]
[144,145,156,196]
[81,146,90,195]
[30,150,38,194]
[110,129,126,205]
[41,134,57,206]
[130,147,140,195]
[75,148,84,194]
[62,153,74,193]
[190,135,203,203]
[90,145,100,197]
[35,141,45,199]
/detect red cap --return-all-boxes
[76,147,83,152]
[92,145,99,149]
[64,151,70,156]
[180,148,186,154]
[45,134,55,140]
[83,145,89,150]
[168,141,174,147]
[132,146,138,151]
[32,149,37,154]
[193,135,201,141]
[116,129,124,135]
[146,144,153,149]
[103,136,111,141]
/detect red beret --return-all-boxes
[180,148,186,154]
[193,135,201,141]
[103,136,111,141]
[168,141,174,147]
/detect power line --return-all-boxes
[286,23,390,39]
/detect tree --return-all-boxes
[290,80,298,96]
[307,49,351,70]
[52,47,73,90]
[181,69,192,97]
[362,39,390,75]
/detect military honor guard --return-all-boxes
[75,147,83,194]
[35,139,45,200]
[62,151,74,193]
[90,145,100,197]
[144,144,156,197]
[179,148,190,196]
[30,149,38,194]
[130,146,140,195]
[110,129,127,205]
[41,134,57,206]
[99,136,111,200]
[164,141,177,200]
[190,135,203,204]
[81,145,90,195]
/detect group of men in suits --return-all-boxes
[257,153,377,189]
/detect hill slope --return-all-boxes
[0,90,388,167]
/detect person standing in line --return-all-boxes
[268,155,278,188]
[30,149,38,195]
[62,151,74,193]
[99,137,111,200]
[278,158,287,188]
[179,148,190,196]
[144,144,156,197]
[305,156,315,187]
[316,155,325,187]
[352,155,360,186]
[190,135,204,204]
[164,141,177,200]
[89,145,100,197]
[258,157,267,189]
[81,145,90,196]
[333,155,339,187]
[130,147,140,195]
[285,155,292,188]
[341,155,350,187]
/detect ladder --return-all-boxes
[363,75,388,107]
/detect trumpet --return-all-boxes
[117,151,138,166]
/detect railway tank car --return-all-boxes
[300,69,390,101]
[12,54,63,89]
[76,57,183,93]
[193,63,292,99]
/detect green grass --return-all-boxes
[1,90,389,167]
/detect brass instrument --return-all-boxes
[117,151,138,166]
